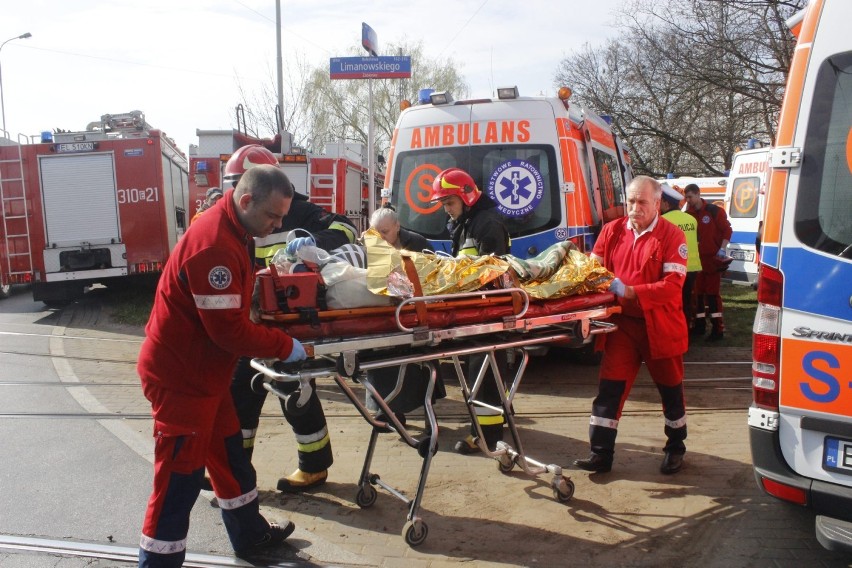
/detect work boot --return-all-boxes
[453,434,481,455]
[573,453,613,473]
[690,320,706,337]
[234,521,296,561]
[276,469,328,493]
[660,452,684,474]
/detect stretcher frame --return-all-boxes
[250,287,619,546]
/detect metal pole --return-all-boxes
[275,0,285,137]
[0,32,32,134]
[368,80,375,215]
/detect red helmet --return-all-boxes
[224,144,278,184]
[431,167,481,207]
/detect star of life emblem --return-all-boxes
[678,243,688,259]
[208,266,232,290]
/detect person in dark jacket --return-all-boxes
[220,145,357,495]
[431,167,511,454]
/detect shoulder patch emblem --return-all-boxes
[701,214,711,224]
[208,266,232,290]
[678,243,688,260]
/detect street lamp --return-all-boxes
[0,32,33,134]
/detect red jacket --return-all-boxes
[686,199,732,257]
[593,216,688,359]
[138,189,295,402]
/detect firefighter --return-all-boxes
[222,144,358,494]
[430,167,511,454]
[137,165,304,567]
[682,183,733,341]
[190,186,223,225]
[574,175,688,475]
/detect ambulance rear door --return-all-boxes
[772,2,852,494]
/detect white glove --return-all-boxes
[609,278,626,298]
[283,339,307,363]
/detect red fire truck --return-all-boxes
[0,111,189,305]
[189,129,370,231]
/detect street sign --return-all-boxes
[329,56,412,80]
[362,22,378,56]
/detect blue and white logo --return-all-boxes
[208,266,232,290]
[487,160,545,218]
[555,227,568,241]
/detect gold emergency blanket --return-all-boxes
[365,230,613,300]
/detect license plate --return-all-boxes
[729,249,754,262]
[823,436,852,475]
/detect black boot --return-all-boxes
[574,453,612,473]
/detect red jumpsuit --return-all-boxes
[588,215,688,461]
[685,198,732,337]
[137,190,297,567]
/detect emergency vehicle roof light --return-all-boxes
[429,91,453,106]
[557,87,573,101]
[418,88,435,104]
[497,86,519,100]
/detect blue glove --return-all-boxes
[609,277,626,298]
[283,338,307,363]
[284,236,316,257]
[716,247,727,258]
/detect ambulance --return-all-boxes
[724,147,770,285]
[383,86,633,258]
[749,0,852,553]
[663,176,727,208]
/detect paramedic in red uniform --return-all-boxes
[683,183,733,341]
[137,164,306,567]
[431,167,511,455]
[574,175,689,475]
[222,145,358,494]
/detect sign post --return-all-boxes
[330,25,411,216]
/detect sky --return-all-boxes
[1,0,625,155]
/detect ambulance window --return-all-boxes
[795,52,852,258]
[729,176,760,219]
[592,150,625,211]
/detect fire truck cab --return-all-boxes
[383,86,632,258]
[749,0,852,553]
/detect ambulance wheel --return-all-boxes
[402,519,428,547]
[355,484,377,508]
[497,454,515,473]
[250,373,267,395]
[284,392,308,416]
[553,476,575,503]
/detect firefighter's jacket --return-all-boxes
[253,193,357,267]
[592,215,688,359]
[448,196,510,256]
[138,189,296,416]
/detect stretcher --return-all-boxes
[250,286,620,547]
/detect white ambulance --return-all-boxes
[749,0,852,553]
[383,86,633,258]
[724,147,770,285]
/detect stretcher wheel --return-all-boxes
[553,476,575,503]
[250,373,267,395]
[284,392,308,416]
[497,454,515,473]
[355,484,377,508]
[402,519,428,547]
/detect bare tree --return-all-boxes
[555,0,803,177]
